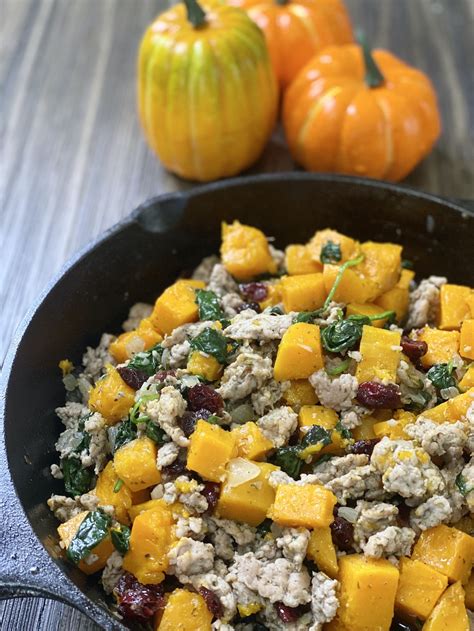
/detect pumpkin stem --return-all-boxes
[184,0,206,28]
[357,30,385,88]
[275,0,289,5]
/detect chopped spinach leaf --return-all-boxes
[114,419,137,453]
[272,446,303,479]
[313,453,335,467]
[455,473,473,496]
[320,240,342,264]
[299,425,332,459]
[62,457,95,497]
[75,416,92,453]
[111,524,131,554]
[426,362,456,390]
[256,518,272,536]
[145,421,167,445]
[190,328,229,364]
[67,510,111,565]
[196,289,226,322]
[321,311,395,354]
[294,309,324,324]
[401,259,414,270]
[266,306,283,316]
[326,358,351,376]
[335,420,353,441]
[127,344,163,376]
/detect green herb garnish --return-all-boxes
[320,240,342,264]
[323,254,365,310]
[272,425,332,478]
[62,457,95,497]
[145,421,167,445]
[455,473,473,496]
[67,510,111,565]
[190,328,230,364]
[426,362,457,390]
[113,479,124,493]
[111,524,131,554]
[127,343,163,376]
[294,309,324,324]
[196,289,226,322]
[326,358,351,376]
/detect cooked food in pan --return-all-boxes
[48,222,474,630]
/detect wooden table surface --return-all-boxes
[1,0,473,628]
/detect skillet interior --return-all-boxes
[2,174,473,627]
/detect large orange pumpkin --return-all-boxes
[283,42,441,181]
[230,0,353,89]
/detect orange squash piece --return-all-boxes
[150,280,205,336]
[221,221,276,281]
[274,323,323,381]
[280,273,326,312]
[395,557,448,620]
[156,588,212,630]
[285,244,323,275]
[422,582,469,631]
[269,483,336,529]
[438,284,471,330]
[95,461,132,524]
[88,365,135,425]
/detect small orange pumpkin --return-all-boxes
[230,0,353,89]
[283,40,441,181]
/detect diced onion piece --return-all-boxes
[337,506,358,523]
[226,458,261,489]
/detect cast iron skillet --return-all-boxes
[1,173,473,630]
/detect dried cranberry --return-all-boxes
[330,515,354,552]
[396,499,411,526]
[236,301,261,314]
[117,366,149,390]
[401,336,428,363]
[155,369,176,381]
[187,384,223,414]
[239,282,268,302]
[114,572,164,623]
[202,481,220,514]
[274,602,302,623]
[178,409,211,437]
[356,382,401,409]
[199,587,223,618]
[161,459,186,478]
[350,438,380,457]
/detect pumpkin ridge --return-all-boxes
[373,90,395,180]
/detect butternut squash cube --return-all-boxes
[412,525,474,584]
[422,387,474,424]
[439,284,472,330]
[150,279,205,335]
[88,365,136,425]
[418,327,460,368]
[459,365,474,391]
[217,460,278,526]
[58,511,114,575]
[467,294,474,318]
[356,326,401,383]
[465,572,474,609]
[285,244,323,275]
[123,503,174,584]
[395,557,448,620]
[422,582,469,631]
[280,273,326,312]
[359,241,403,298]
[306,526,338,578]
[323,263,375,304]
[95,461,132,524]
[375,286,409,322]
[282,379,318,409]
[298,405,345,453]
[259,281,282,310]
[460,319,474,360]
[109,318,163,363]
[187,350,223,381]
[352,414,378,440]
[373,409,415,440]
[397,268,415,289]
[114,437,161,492]
[221,221,276,281]
[345,303,389,328]
[128,498,168,522]
[307,229,360,264]
[156,588,212,631]
[328,555,399,631]
[274,323,323,381]
[187,420,237,482]
[269,483,336,529]
[232,422,273,461]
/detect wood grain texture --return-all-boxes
[0,0,472,628]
